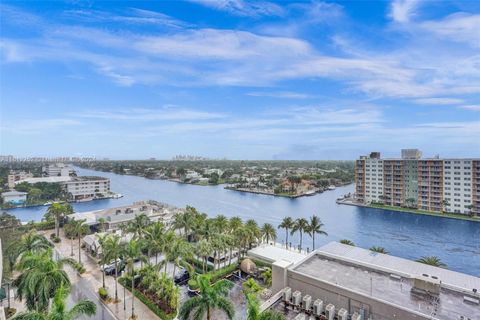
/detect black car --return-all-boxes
[174,269,189,284]
[104,260,126,276]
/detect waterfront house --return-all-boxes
[1,191,28,205]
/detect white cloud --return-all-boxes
[189,0,285,17]
[458,105,480,111]
[421,13,480,48]
[246,91,311,99]
[414,98,464,105]
[77,107,226,121]
[389,0,419,23]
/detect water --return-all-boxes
[6,167,480,276]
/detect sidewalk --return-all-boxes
[42,230,160,320]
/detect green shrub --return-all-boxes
[189,263,238,290]
[74,262,86,274]
[98,287,108,300]
[119,278,175,320]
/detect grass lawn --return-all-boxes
[369,203,480,222]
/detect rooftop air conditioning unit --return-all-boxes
[294,314,306,320]
[292,290,302,306]
[351,312,362,320]
[338,308,348,320]
[313,299,324,316]
[283,287,292,303]
[302,295,312,311]
[325,303,335,320]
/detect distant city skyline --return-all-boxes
[1,0,479,159]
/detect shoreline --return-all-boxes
[337,198,480,222]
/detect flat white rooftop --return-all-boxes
[292,242,480,320]
[16,176,72,184]
[248,244,306,264]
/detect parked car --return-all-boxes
[104,260,126,276]
[174,268,189,284]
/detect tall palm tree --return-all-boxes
[46,202,73,238]
[245,219,260,249]
[291,218,308,250]
[306,215,327,250]
[196,239,213,273]
[278,217,294,248]
[416,256,447,268]
[167,237,193,277]
[370,246,389,254]
[260,223,276,244]
[214,214,229,232]
[71,219,89,263]
[144,222,166,264]
[339,239,355,246]
[103,235,124,301]
[14,249,75,312]
[128,213,150,240]
[96,233,110,289]
[179,275,235,320]
[124,239,143,319]
[229,216,243,233]
[12,284,96,320]
[6,230,52,267]
[245,293,286,320]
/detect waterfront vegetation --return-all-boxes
[369,203,479,222]
[279,215,327,251]
[76,159,354,197]
[3,229,96,319]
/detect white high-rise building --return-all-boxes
[443,159,473,214]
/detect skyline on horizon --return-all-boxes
[1,0,479,160]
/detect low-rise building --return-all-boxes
[1,191,28,205]
[69,200,180,231]
[7,171,33,189]
[265,242,479,320]
[42,163,75,177]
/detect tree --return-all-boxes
[260,223,276,244]
[103,235,124,301]
[339,239,355,246]
[14,249,75,312]
[416,256,447,268]
[71,219,89,263]
[245,219,260,249]
[144,222,166,264]
[96,233,110,289]
[179,275,235,320]
[243,278,262,296]
[278,217,294,248]
[245,292,285,320]
[6,230,52,267]
[125,240,143,319]
[306,215,327,250]
[12,284,96,320]
[370,246,388,254]
[45,203,74,238]
[261,268,272,287]
[128,213,150,240]
[291,218,308,250]
[174,207,196,239]
[196,239,213,273]
[0,212,21,228]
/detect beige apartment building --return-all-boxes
[354,150,479,216]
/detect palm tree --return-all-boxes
[144,222,166,264]
[229,216,243,233]
[128,213,150,240]
[245,292,285,320]
[96,233,110,289]
[14,249,75,312]
[416,256,447,268]
[291,218,308,250]
[12,284,96,320]
[45,202,73,238]
[6,230,52,267]
[278,217,294,248]
[167,237,193,277]
[370,246,389,254]
[125,239,143,319]
[179,275,235,320]
[339,239,355,246]
[196,239,213,273]
[306,215,327,250]
[103,235,124,301]
[71,219,89,263]
[260,223,276,244]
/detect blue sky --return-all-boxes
[0,0,479,160]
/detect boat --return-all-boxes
[112,193,124,199]
[328,185,336,190]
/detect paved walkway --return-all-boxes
[42,230,161,320]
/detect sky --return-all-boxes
[0,0,479,160]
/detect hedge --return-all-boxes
[119,278,175,320]
[188,263,238,290]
